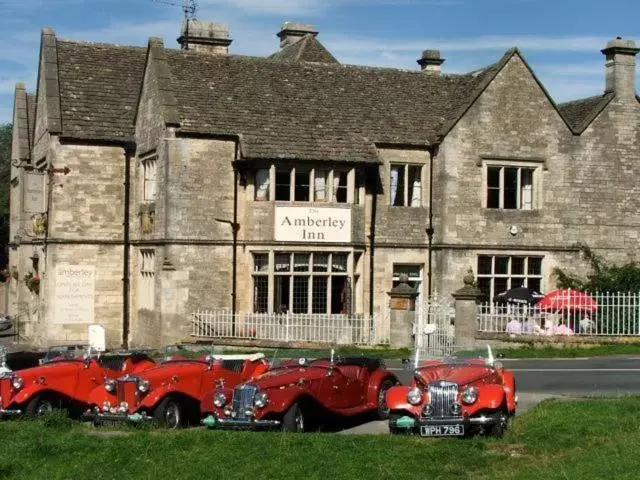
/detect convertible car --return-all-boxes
[85,352,269,428]
[386,347,516,437]
[0,346,155,417]
[201,350,398,432]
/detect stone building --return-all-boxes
[8,21,640,348]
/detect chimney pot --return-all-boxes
[177,20,232,55]
[601,37,639,99]
[277,22,318,49]
[417,49,445,75]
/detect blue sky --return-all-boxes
[1,0,639,124]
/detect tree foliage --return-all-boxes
[553,244,640,292]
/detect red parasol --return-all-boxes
[536,288,598,312]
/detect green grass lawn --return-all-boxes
[2,396,640,480]
[496,343,640,359]
[166,343,640,360]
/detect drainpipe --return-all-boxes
[122,146,133,349]
[231,164,239,322]
[368,165,378,322]
[426,142,440,298]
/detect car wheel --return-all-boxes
[487,410,509,437]
[153,397,184,429]
[376,379,395,420]
[282,402,305,433]
[25,394,56,415]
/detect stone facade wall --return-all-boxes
[49,143,126,240]
[433,54,640,298]
[43,244,123,348]
[374,148,430,245]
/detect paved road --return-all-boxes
[340,356,640,435]
[386,356,640,396]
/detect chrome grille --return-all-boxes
[427,381,459,418]
[117,378,138,406]
[232,384,256,418]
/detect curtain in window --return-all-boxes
[520,169,533,210]
[390,166,400,205]
[410,167,421,207]
[314,170,326,201]
[333,173,341,202]
[255,169,270,201]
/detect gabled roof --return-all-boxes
[557,93,615,133]
[56,40,147,142]
[164,50,497,162]
[269,35,339,64]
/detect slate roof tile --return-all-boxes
[165,50,495,162]
[557,93,614,133]
[56,41,147,142]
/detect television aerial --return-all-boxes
[151,0,198,49]
[151,0,197,20]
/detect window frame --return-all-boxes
[255,165,361,205]
[141,157,157,202]
[251,251,353,314]
[482,160,541,210]
[138,249,156,310]
[389,163,422,207]
[476,254,543,301]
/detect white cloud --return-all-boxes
[323,34,627,56]
[539,62,604,77]
[197,0,461,15]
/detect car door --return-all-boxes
[73,361,104,402]
[321,366,363,410]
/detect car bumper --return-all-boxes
[0,406,22,417]
[202,414,281,429]
[83,410,153,423]
[391,413,505,436]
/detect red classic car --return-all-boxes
[386,347,516,437]
[201,350,398,432]
[85,353,269,428]
[0,347,155,417]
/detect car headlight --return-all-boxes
[137,380,150,393]
[253,392,268,409]
[407,387,423,405]
[104,378,116,393]
[461,386,479,404]
[11,376,23,390]
[213,392,227,408]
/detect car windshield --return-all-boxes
[39,345,90,365]
[160,345,264,364]
[267,348,367,370]
[409,345,497,370]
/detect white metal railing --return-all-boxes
[478,291,640,336]
[191,310,389,345]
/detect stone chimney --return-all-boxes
[177,20,232,55]
[601,37,639,99]
[277,22,318,49]
[417,50,445,75]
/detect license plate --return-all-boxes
[420,424,464,436]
